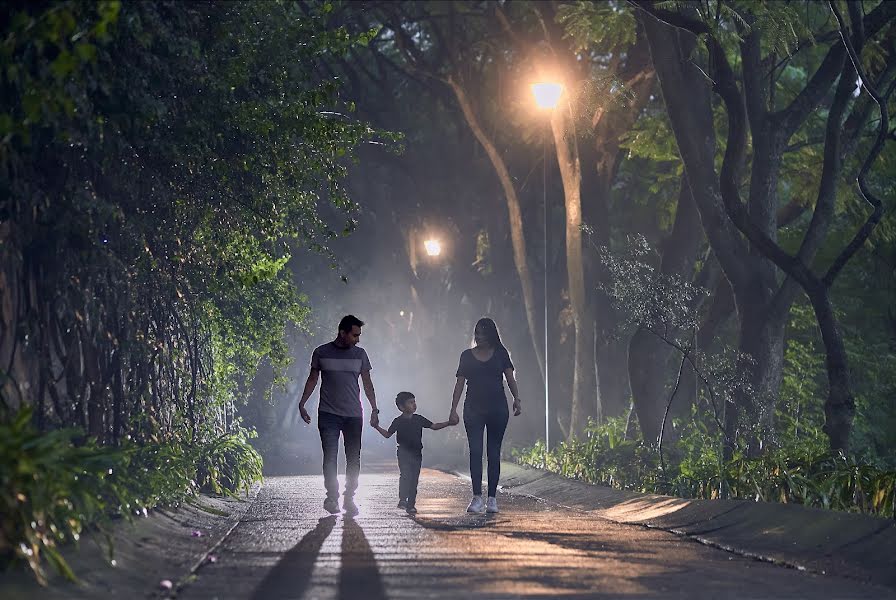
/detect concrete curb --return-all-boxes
[494,461,896,589]
[0,484,261,600]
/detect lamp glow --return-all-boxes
[531,82,564,109]
[424,239,442,256]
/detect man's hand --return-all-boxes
[299,404,311,424]
[512,398,522,416]
[370,411,379,428]
[448,410,460,426]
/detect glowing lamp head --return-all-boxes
[531,82,564,109]
[424,239,442,256]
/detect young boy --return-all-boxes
[374,391,452,515]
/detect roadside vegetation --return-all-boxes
[515,414,896,518]
[0,1,384,582]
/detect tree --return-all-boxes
[636,0,896,453]
[0,2,380,448]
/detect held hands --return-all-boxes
[369,411,379,428]
[448,410,460,426]
[513,398,522,416]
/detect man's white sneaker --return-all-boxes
[486,496,499,513]
[466,495,485,513]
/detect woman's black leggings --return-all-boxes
[464,409,509,497]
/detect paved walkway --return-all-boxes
[176,466,895,599]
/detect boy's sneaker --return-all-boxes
[406,505,417,516]
[486,496,499,513]
[323,498,340,514]
[397,499,408,509]
[343,497,359,516]
[466,495,485,513]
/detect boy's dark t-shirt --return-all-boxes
[388,414,433,452]
[456,346,514,415]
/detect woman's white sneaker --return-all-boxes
[466,495,485,513]
[486,496,499,513]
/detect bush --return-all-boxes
[515,413,896,518]
[196,431,264,497]
[0,407,263,585]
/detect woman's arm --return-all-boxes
[449,376,465,424]
[504,368,522,416]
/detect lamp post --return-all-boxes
[531,81,563,457]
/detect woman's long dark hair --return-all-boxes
[473,317,504,349]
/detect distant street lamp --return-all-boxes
[531,80,563,456]
[424,238,442,257]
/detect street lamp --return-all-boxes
[531,82,564,110]
[531,80,562,457]
[424,238,442,257]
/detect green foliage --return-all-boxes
[516,412,896,518]
[516,416,662,492]
[0,407,263,584]
[0,2,394,583]
[599,235,708,337]
[738,1,815,57]
[195,430,264,497]
[557,1,636,54]
[778,303,827,445]
[777,219,896,466]
[0,1,121,144]
[656,0,814,57]
[1,0,388,464]
[620,112,682,169]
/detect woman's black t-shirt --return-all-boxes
[456,346,514,415]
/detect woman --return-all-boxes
[448,317,522,513]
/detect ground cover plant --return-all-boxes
[514,412,896,518]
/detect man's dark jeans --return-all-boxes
[318,411,362,501]
[397,446,423,507]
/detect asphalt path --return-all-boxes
[177,463,895,600]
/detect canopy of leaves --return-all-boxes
[0,1,385,444]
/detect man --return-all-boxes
[298,315,379,516]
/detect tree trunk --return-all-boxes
[583,34,656,418]
[0,222,23,414]
[805,282,855,452]
[446,75,546,386]
[642,15,788,458]
[552,101,598,437]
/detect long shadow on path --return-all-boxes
[250,516,337,600]
[339,517,388,600]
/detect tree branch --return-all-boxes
[775,0,896,138]
[823,1,892,286]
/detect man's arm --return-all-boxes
[360,369,379,427]
[297,368,320,424]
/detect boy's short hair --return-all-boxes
[395,391,415,409]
